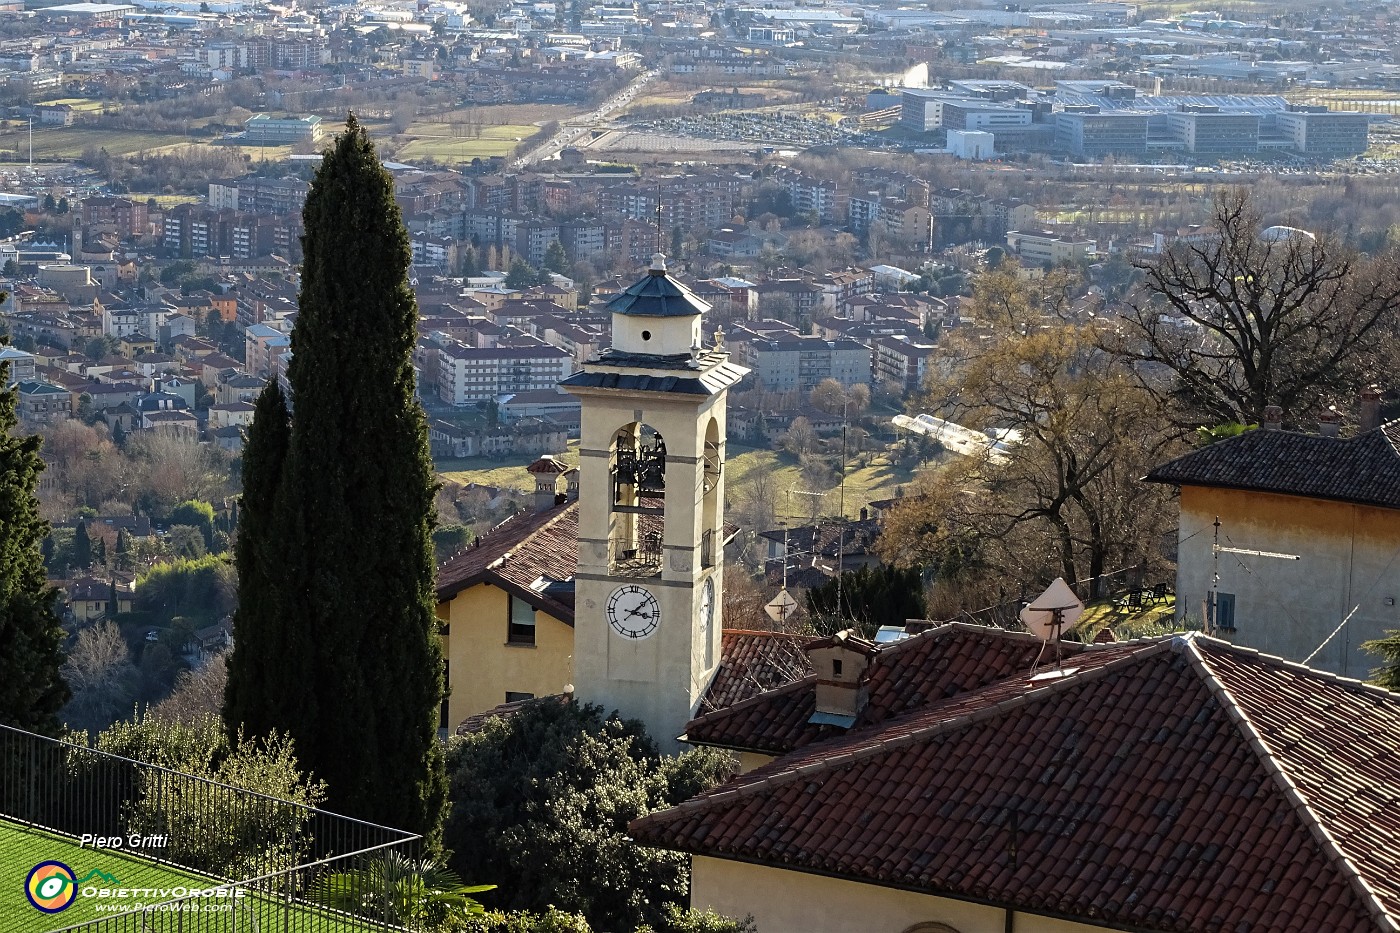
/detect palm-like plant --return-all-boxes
[310,851,494,932]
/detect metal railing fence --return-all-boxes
[1,723,422,932]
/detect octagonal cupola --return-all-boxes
[606,253,709,357]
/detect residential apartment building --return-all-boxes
[1007,229,1096,266]
[245,323,291,378]
[208,176,310,215]
[436,341,571,406]
[771,167,838,225]
[78,197,148,237]
[733,327,872,392]
[873,334,938,395]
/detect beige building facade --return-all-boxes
[693,859,1118,933]
[1174,485,1400,678]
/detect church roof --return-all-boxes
[637,633,1400,932]
[605,254,712,318]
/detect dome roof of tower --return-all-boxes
[606,253,711,318]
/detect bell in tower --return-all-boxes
[560,254,749,747]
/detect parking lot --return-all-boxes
[628,112,891,150]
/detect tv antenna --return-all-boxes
[655,183,663,258]
[764,522,799,626]
[1208,515,1299,634]
[1020,578,1084,673]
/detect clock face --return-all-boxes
[607,584,661,639]
[699,577,715,636]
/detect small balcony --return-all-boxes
[612,533,663,578]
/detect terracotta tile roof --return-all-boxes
[636,635,1400,932]
[435,501,579,624]
[699,631,814,715]
[684,623,1075,754]
[1145,420,1400,510]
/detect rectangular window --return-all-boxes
[508,595,536,645]
[1215,592,1236,632]
[506,691,535,703]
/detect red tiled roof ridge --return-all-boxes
[720,628,806,638]
[1180,635,1400,933]
[879,620,1056,658]
[648,639,1172,831]
[1193,632,1400,701]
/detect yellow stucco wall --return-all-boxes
[736,751,774,773]
[1177,486,1400,677]
[438,583,575,729]
[72,600,107,623]
[691,857,1117,933]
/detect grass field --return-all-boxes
[429,104,580,126]
[0,125,188,160]
[725,444,922,521]
[438,439,581,491]
[1,819,380,932]
[1075,594,1177,641]
[394,124,536,162]
[34,99,107,114]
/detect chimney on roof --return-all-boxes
[805,629,876,726]
[564,467,579,501]
[1361,385,1382,433]
[1319,407,1343,437]
[526,455,568,512]
[1262,405,1283,430]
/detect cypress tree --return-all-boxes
[224,116,446,845]
[223,381,291,741]
[0,355,70,734]
[73,519,91,570]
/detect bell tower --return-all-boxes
[561,254,748,744]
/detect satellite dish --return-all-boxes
[1019,577,1084,641]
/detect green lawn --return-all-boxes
[724,443,923,521]
[1,819,384,932]
[438,439,580,491]
[0,125,187,159]
[394,124,536,162]
[1076,594,1178,641]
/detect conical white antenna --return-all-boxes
[1020,577,1084,672]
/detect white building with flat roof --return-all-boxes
[947,129,995,160]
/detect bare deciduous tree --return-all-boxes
[1113,188,1400,427]
[62,621,138,735]
[883,325,1180,592]
[151,652,228,724]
